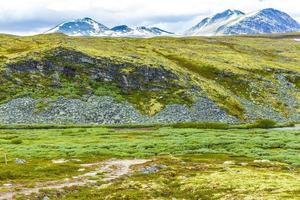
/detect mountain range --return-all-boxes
[46,17,174,37]
[186,8,300,36]
[45,8,300,37]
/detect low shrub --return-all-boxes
[11,139,23,145]
[107,124,163,129]
[171,122,230,129]
[248,119,277,129]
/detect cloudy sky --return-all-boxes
[0,0,299,35]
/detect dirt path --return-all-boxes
[0,159,150,200]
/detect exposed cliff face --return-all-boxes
[6,48,181,92]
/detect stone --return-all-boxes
[223,161,235,165]
[42,196,50,200]
[239,162,248,166]
[15,158,26,164]
[52,159,68,164]
[254,159,271,163]
[139,164,167,174]
[0,95,238,125]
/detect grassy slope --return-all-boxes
[0,127,300,199]
[0,33,300,119]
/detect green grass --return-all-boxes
[0,126,299,199]
[1,127,300,166]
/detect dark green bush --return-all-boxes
[171,122,229,129]
[11,139,23,145]
[107,124,163,129]
[249,119,277,129]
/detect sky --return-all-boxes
[0,0,299,35]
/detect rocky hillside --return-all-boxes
[0,33,300,124]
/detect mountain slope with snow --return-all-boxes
[109,26,174,37]
[185,10,245,36]
[46,18,174,37]
[46,17,112,36]
[186,8,300,36]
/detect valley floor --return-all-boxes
[0,126,300,199]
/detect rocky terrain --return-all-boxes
[0,96,238,124]
[0,34,299,124]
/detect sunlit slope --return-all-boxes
[0,33,299,120]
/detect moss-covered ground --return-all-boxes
[0,126,300,199]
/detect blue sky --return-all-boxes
[0,0,299,35]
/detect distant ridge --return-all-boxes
[46,18,174,37]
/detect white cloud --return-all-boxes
[0,0,299,35]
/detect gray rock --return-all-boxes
[15,158,26,164]
[139,164,167,174]
[0,72,299,125]
[42,196,50,200]
[0,95,238,124]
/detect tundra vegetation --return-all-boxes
[0,124,300,199]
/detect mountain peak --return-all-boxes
[46,17,110,36]
[185,9,244,35]
[73,17,98,24]
[260,8,280,13]
[111,25,133,33]
[82,17,93,21]
[220,9,244,16]
[211,9,245,21]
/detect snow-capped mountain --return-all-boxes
[46,18,174,37]
[185,9,245,36]
[186,8,300,36]
[46,17,112,36]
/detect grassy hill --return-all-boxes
[0,33,300,122]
